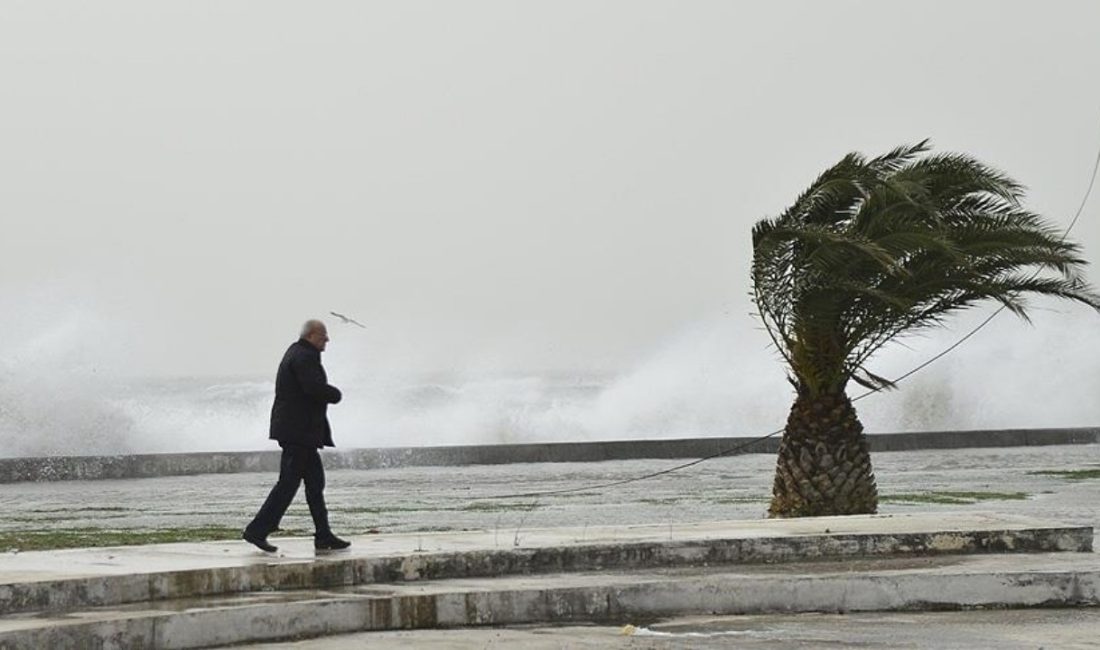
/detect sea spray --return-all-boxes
[1,302,1097,457]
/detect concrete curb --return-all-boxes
[1,427,1097,483]
[1,518,1090,616]
[2,557,1099,649]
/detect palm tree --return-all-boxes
[752,141,1100,518]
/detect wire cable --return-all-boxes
[480,128,1100,501]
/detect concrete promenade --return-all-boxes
[1,443,1097,647]
[2,426,1096,483]
[0,513,1095,648]
[3,443,1098,550]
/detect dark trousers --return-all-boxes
[246,444,331,538]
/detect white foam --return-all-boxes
[1,296,1097,457]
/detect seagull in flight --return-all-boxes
[329,311,367,329]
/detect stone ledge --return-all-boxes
[0,513,1090,616]
[1,554,1098,649]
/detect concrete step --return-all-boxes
[0,513,1090,616]
[1,552,1098,649]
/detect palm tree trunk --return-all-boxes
[768,390,878,517]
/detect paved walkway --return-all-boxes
[1,444,1097,548]
[0,512,1066,586]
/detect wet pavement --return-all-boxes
[2,512,1073,587]
[0,444,1097,546]
[1,444,1097,648]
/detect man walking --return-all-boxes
[243,319,351,552]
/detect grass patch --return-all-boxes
[708,496,769,505]
[1028,469,1100,480]
[0,526,305,552]
[7,515,105,523]
[337,505,437,515]
[460,501,541,513]
[337,501,542,515]
[882,490,1029,505]
[24,507,132,514]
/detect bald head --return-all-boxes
[300,319,329,351]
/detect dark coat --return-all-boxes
[269,339,342,448]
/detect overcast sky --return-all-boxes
[2,0,1099,378]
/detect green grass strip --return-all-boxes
[1028,469,1100,480]
[881,490,1028,505]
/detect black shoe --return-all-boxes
[314,535,351,551]
[242,530,278,553]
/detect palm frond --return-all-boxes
[751,141,1100,397]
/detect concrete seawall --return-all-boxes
[1,426,1096,483]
